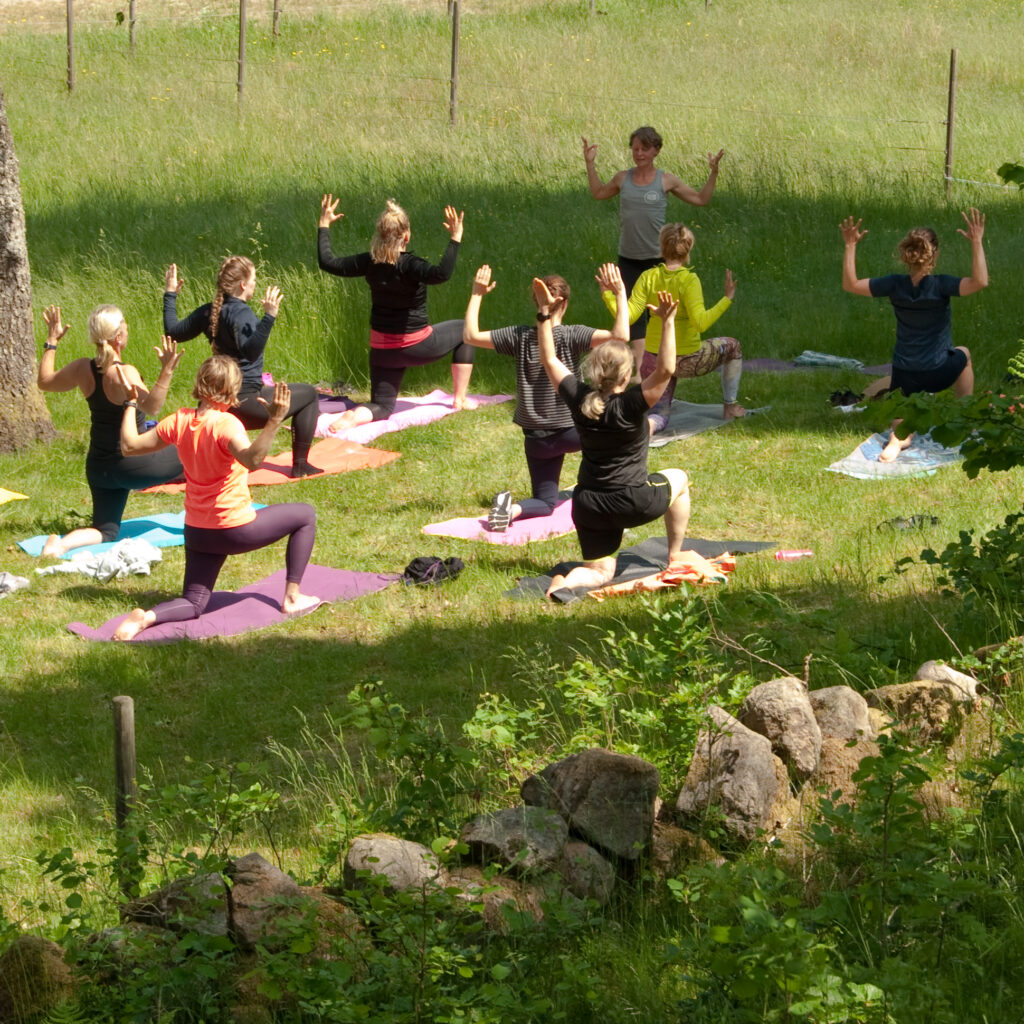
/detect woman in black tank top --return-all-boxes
[36,304,184,557]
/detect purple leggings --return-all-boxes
[149,503,316,625]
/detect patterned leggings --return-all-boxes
[641,336,743,430]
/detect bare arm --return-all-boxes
[37,306,91,393]
[957,207,988,296]
[136,337,182,417]
[462,265,497,348]
[840,216,872,296]
[591,263,629,344]
[228,382,291,470]
[641,292,679,407]
[118,377,171,456]
[664,148,723,207]
[533,278,572,390]
[581,136,624,200]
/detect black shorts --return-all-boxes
[891,349,967,397]
[571,473,673,561]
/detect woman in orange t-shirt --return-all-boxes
[112,353,319,641]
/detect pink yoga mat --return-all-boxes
[67,565,398,644]
[422,499,574,545]
[316,390,512,441]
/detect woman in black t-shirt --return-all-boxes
[534,283,691,599]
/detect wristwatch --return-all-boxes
[536,313,552,322]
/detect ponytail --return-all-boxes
[580,341,633,421]
[371,199,410,265]
[210,256,255,346]
[86,304,126,372]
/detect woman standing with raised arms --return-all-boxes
[582,127,724,341]
[317,195,477,434]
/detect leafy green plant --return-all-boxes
[997,161,1024,189]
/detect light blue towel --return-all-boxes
[793,350,865,371]
[826,432,962,480]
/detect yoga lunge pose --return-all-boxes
[112,355,320,641]
[317,195,476,433]
[463,262,629,531]
[163,258,323,477]
[606,222,742,430]
[36,304,184,558]
[841,208,987,462]
[582,127,723,341]
[535,283,691,599]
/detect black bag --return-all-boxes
[401,556,465,586]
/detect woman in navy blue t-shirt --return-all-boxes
[840,207,988,462]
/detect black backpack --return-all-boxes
[401,556,465,586]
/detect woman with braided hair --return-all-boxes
[162,256,323,477]
[841,208,988,462]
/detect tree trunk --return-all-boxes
[0,81,54,453]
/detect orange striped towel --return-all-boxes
[587,550,735,602]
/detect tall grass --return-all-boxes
[1,0,1024,923]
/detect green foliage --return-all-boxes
[997,161,1024,189]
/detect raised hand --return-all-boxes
[262,285,283,317]
[581,136,598,164]
[443,205,465,242]
[43,304,69,344]
[957,206,985,243]
[595,262,624,293]
[268,381,291,421]
[708,148,725,172]
[472,264,497,296]
[532,276,556,314]
[165,263,184,294]
[115,365,140,403]
[724,269,737,300]
[154,336,181,373]
[840,216,868,245]
[646,290,679,322]
[320,193,344,229]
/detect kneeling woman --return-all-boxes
[113,355,320,641]
[535,283,691,598]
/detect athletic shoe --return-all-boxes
[488,491,513,533]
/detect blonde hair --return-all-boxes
[580,341,633,420]
[210,256,255,346]
[370,200,410,265]
[660,223,695,264]
[87,305,126,372]
[192,354,241,407]
[898,228,939,274]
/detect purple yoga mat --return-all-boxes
[67,564,398,644]
[422,498,574,545]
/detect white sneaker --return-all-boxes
[487,491,513,532]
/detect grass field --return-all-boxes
[1,0,1024,1015]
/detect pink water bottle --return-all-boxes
[775,549,813,561]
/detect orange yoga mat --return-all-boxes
[143,438,400,493]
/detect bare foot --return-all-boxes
[328,410,359,434]
[282,592,321,617]
[453,395,480,411]
[113,608,154,641]
[545,573,567,601]
[878,432,913,463]
[40,534,64,558]
[723,403,747,420]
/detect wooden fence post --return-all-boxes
[65,0,74,92]
[113,696,137,899]
[129,0,136,51]
[944,47,957,198]
[449,0,459,126]
[273,0,281,37]
[237,0,247,101]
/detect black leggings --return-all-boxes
[86,448,185,542]
[361,320,473,421]
[148,503,316,625]
[233,383,320,468]
[518,426,580,519]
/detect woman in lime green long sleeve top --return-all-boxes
[604,222,743,430]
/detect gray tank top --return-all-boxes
[618,169,666,260]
